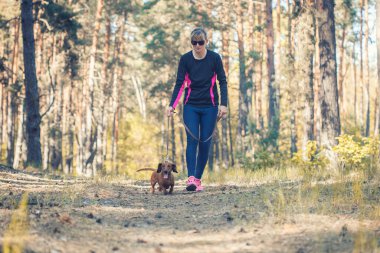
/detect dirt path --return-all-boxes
[0,169,379,253]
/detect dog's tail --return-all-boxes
[136,168,156,172]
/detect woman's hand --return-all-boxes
[167,106,175,117]
[217,105,228,121]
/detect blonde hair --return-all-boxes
[190,27,208,41]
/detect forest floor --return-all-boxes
[0,166,379,253]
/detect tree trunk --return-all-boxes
[296,1,315,153]
[13,100,25,169]
[21,0,42,167]
[359,0,364,132]
[35,7,43,79]
[95,6,111,172]
[111,105,119,173]
[110,15,125,174]
[266,0,279,150]
[64,76,75,174]
[375,0,380,136]
[208,139,214,172]
[227,101,234,166]
[316,0,341,148]
[235,0,249,155]
[287,0,298,155]
[364,0,370,136]
[0,68,3,158]
[76,80,84,175]
[275,0,281,97]
[85,0,103,175]
[179,109,186,172]
[338,8,348,123]
[180,128,187,169]
[7,19,20,165]
[170,116,176,162]
[1,76,6,158]
[50,35,63,171]
[45,34,56,171]
[255,4,264,130]
[352,42,358,127]
[314,18,322,145]
[206,0,214,48]
[290,109,297,155]
[248,1,256,160]
[221,0,230,169]
[214,127,220,171]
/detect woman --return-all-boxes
[167,27,228,192]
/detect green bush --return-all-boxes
[248,150,275,170]
[333,134,380,170]
[291,141,328,172]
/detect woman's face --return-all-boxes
[191,34,207,54]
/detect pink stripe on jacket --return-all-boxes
[172,73,191,109]
[210,73,217,106]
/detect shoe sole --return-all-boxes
[186,184,197,191]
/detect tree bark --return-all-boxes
[275,0,281,96]
[7,19,20,165]
[85,0,103,175]
[170,116,176,163]
[287,0,298,155]
[179,105,186,172]
[364,0,370,136]
[50,35,63,171]
[13,100,25,169]
[316,0,341,148]
[255,4,264,130]
[296,1,315,153]
[235,0,249,155]
[64,76,75,174]
[266,0,279,149]
[221,0,230,169]
[248,1,256,160]
[352,42,358,127]
[314,18,322,145]
[95,7,111,172]
[21,0,42,167]
[110,15,125,174]
[338,8,348,123]
[375,0,380,136]
[359,0,364,131]
[227,101,235,167]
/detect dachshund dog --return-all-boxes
[137,161,178,194]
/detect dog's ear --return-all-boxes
[157,163,163,173]
[172,164,178,173]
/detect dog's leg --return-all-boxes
[163,188,168,195]
[151,181,156,194]
[169,184,174,194]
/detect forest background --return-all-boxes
[0,0,380,180]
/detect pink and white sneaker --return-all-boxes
[194,178,204,192]
[186,176,197,191]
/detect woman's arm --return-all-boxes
[169,56,186,110]
[216,55,228,107]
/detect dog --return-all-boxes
[137,161,178,194]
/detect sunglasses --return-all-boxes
[191,40,205,46]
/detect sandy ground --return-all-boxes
[0,168,379,253]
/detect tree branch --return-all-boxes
[0,16,19,29]
[38,18,52,31]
